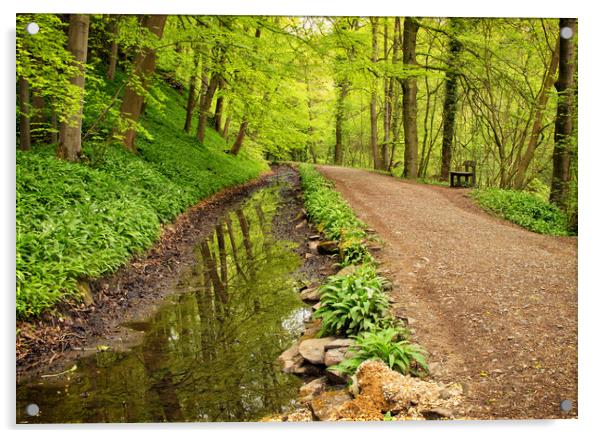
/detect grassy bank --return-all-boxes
[16,79,268,319]
[471,188,571,236]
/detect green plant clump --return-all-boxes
[471,187,571,236]
[16,79,268,319]
[330,327,429,377]
[313,264,394,337]
[298,164,372,265]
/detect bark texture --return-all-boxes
[402,18,419,179]
[57,14,90,161]
[549,18,576,209]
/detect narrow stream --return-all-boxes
[17,178,311,423]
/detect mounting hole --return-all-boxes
[560,399,573,412]
[560,26,573,40]
[25,403,40,416]
[25,22,40,35]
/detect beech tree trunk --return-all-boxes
[57,14,90,161]
[512,37,560,189]
[222,114,232,138]
[382,20,391,170]
[389,17,403,170]
[550,18,576,209]
[230,119,248,156]
[214,78,225,133]
[334,78,349,165]
[370,17,381,170]
[402,17,419,179]
[184,49,200,133]
[116,14,167,152]
[107,15,119,81]
[196,73,219,143]
[18,76,31,151]
[439,18,463,181]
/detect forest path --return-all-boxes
[317,165,577,419]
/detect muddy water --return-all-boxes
[17,180,311,423]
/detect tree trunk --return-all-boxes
[439,18,463,181]
[214,78,225,133]
[550,18,576,209]
[115,14,167,152]
[402,17,419,179]
[18,76,31,151]
[196,73,219,143]
[389,17,402,170]
[184,49,200,133]
[107,15,119,81]
[57,14,90,161]
[370,17,381,170]
[334,78,349,165]
[512,37,560,189]
[230,119,248,156]
[382,19,391,170]
[222,114,231,138]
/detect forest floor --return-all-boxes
[317,165,578,419]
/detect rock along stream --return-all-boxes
[17,173,316,423]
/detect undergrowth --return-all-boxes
[471,187,571,236]
[298,164,372,266]
[16,75,268,319]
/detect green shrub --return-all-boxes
[299,164,371,265]
[471,187,570,236]
[313,264,394,337]
[329,327,429,377]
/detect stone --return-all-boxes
[336,265,359,277]
[292,363,323,377]
[308,241,320,254]
[299,337,337,364]
[278,342,304,373]
[324,338,354,350]
[317,241,339,255]
[302,320,322,339]
[325,368,349,385]
[421,407,454,419]
[299,376,328,403]
[283,408,313,422]
[312,302,321,311]
[324,347,349,367]
[300,287,321,302]
[310,390,352,421]
[77,280,94,306]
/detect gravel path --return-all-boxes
[318,165,577,419]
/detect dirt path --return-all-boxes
[318,165,577,419]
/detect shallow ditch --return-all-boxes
[16,167,335,423]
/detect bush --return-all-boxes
[299,164,372,265]
[471,187,571,236]
[329,327,429,377]
[313,264,394,337]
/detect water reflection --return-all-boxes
[17,182,307,423]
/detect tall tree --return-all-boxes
[115,14,167,152]
[106,15,120,81]
[439,18,463,181]
[402,17,419,178]
[369,17,381,170]
[549,18,577,208]
[512,36,560,189]
[184,48,201,133]
[18,77,31,151]
[57,14,90,161]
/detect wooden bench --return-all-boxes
[450,160,476,187]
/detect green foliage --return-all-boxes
[299,164,371,265]
[329,328,429,377]
[471,187,571,236]
[313,264,394,337]
[16,78,267,319]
